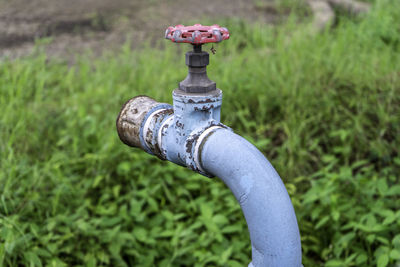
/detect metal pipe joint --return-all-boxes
[116,89,227,177]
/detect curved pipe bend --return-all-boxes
[199,128,302,267]
[116,95,302,266]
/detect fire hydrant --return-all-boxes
[116,24,302,267]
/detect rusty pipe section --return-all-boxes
[116,89,225,174]
[116,96,173,158]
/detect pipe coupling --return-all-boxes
[185,124,228,177]
[116,94,230,176]
[116,96,173,158]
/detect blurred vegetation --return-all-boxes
[1,0,400,266]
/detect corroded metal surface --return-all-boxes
[116,96,159,148]
[185,124,230,177]
[159,88,224,174]
[142,108,173,159]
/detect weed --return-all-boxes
[0,0,399,266]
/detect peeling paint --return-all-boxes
[116,96,159,148]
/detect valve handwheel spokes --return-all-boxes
[165,24,230,44]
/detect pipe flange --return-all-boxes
[184,122,231,177]
[116,95,173,158]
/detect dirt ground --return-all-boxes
[0,0,281,60]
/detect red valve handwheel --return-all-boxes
[165,24,230,44]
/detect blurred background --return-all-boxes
[1,0,399,266]
[0,0,280,60]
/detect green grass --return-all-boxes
[1,0,400,266]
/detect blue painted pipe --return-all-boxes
[116,90,303,266]
[200,128,302,267]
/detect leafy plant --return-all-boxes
[0,0,399,266]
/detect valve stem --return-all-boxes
[178,44,216,94]
[193,44,202,53]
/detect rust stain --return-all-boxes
[194,104,214,111]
